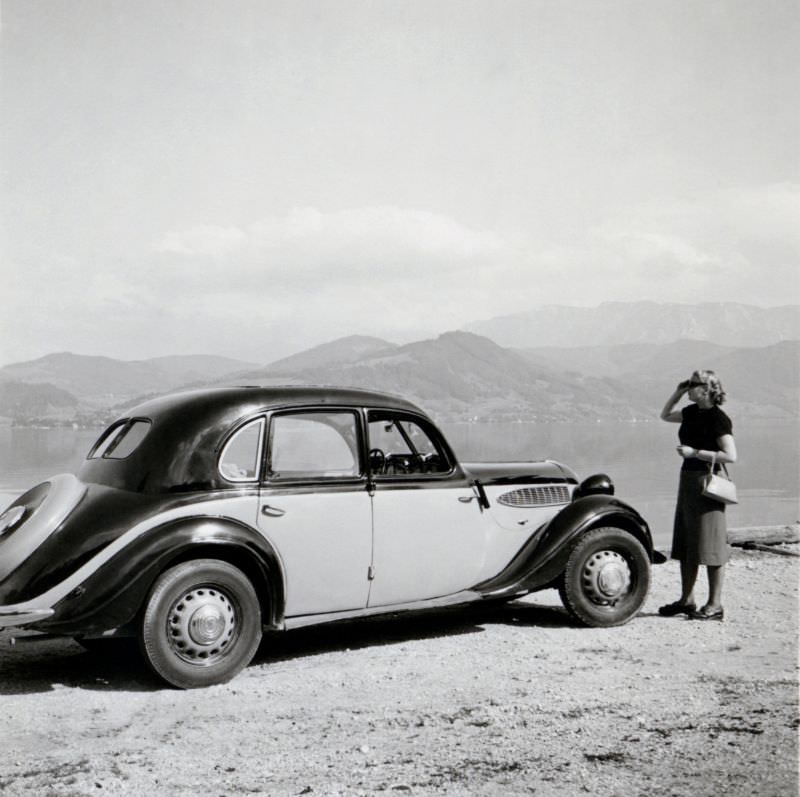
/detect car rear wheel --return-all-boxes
[140,559,262,689]
[558,527,650,627]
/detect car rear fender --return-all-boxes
[38,517,285,636]
[474,495,659,598]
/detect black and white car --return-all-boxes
[0,386,663,688]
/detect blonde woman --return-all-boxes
[659,370,737,621]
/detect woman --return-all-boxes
[659,370,737,621]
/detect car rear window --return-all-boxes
[88,419,152,459]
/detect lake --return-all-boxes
[1,419,797,550]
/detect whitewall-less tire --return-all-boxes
[140,559,262,689]
[558,527,650,628]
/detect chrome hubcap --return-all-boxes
[581,550,631,605]
[167,587,237,665]
[189,605,227,645]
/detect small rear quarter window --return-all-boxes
[88,419,152,459]
[219,418,264,482]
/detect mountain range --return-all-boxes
[233,332,654,422]
[519,339,798,418]
[0,353,256,404]
[0,303,796,425]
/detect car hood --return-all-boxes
[461,461,578,486]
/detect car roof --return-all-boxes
[128,385,424,421]
[78,385,431,493]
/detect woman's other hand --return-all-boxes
[676,445,696,459]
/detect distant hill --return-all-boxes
[466,302,800,348]
[0,380,79,422]
[0,352,257,404]
[264,335,396,372]
[1,320,797,425]
[519,340,734,379]
[236,331,653,422]
[519,339,800,418]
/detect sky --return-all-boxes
[1,0,798,366]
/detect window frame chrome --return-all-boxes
[218,416,266,484]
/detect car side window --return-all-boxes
[88,419,152,460]
[367,414,450,476]
[219,418,264,482]
[268,411,360,481]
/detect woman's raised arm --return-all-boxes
[660,382,688,423]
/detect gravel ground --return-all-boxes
[1,546,798,797]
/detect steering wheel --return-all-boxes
[368,448,386,473]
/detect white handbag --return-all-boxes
[702,453,738,505]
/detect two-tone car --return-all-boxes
[0,386,663,688]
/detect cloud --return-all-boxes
[154,206,510,279]
[157,226,247,257]
[586,182,800,301]
[146,187,798,311]
[598,182,800,257]
[599,230,720,271]
[4,186,796,366]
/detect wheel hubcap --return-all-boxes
[581,550,631,605]
[167,587,237,665]
[189,605,227,645]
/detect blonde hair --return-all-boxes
[691,369,727,406]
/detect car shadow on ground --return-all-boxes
[255,598,574,665]
[0,634,156,695]
[0,600,574,694]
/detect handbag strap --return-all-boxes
[708,452,730,477]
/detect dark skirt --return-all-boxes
[670,470,729,566]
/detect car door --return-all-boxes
[256,409,372,617]
[366,411,490,608]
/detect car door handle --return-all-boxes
[459,481,490,510]
[261,504,286,517]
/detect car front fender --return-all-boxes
[34,517,285,636]
[474,494,661,598]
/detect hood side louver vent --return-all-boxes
[497,485,571,508]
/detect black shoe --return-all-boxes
[658,600,697,617]
[690,606,724,621]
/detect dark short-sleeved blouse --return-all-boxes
[678,404,733,471]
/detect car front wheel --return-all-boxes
[140,559,262,689]
[558,527,650,627]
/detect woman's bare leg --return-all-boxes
[706,565,724,610]
[680,559,699,605]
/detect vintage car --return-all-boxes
[0,386,663,688]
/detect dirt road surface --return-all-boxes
[1,547,798,796]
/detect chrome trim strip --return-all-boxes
[0,607,55,628]
[283,589,481,630]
